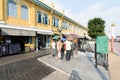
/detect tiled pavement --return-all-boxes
[0,57,55,80]
[0,49,110,80]
[0,50,50,66]
[38,51,110,80]
[0,50,68,80]
[109,53,120,80]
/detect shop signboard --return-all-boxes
[96,36,108,54]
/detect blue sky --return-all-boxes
[44,0,120,37]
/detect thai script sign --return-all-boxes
[96,36,108,54]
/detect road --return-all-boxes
[114,42,120,56]
[0,57,55,80]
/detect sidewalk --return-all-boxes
[38,51,109,80]
[0,49,68,80]
[109,52,120,80]
[0,49,118,80]
[0,49,50,66]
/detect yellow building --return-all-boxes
[0,0,88,55]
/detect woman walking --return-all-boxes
[56,38,62,59]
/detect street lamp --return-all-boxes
[111,23,115,52]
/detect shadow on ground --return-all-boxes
[69,70,81,80]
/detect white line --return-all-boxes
[37,58,70,76]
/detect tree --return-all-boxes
[88,17,106,39]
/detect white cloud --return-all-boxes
[43,0,120,36]
[45,0,64,12]
[88,3,104,12]
[100,7,120,36]
[79,5,120,36]
[78,3,104,26]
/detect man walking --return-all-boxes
[65,40,72,61]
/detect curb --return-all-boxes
[114,50,120,56]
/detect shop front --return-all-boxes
[0,27,36,56]
[36,29,54,50]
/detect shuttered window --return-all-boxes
[37,11,42,23]
[8,0,17,17]
[21,5,28,20]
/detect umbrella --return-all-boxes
[61,38,66,41]
[66,34,78,41]
[67,36,74,41]
[53,35,59,39]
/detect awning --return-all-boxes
[37,29,54,35]
[85,35,91,40]
[1,28,36,36]
[20,30,36,36]
[77,35,91,40]
[62,32,70,35]
[62,32,70,38]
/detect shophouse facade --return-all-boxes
[0,0,87,56]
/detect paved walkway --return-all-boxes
[109,53,120,80]
[0,57,55,80]
[0,49,68,80]
[0,49,50,66]
[38,51,109,80]
[0,49,119,80]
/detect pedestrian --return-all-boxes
[65,40,72,61]
[61,40,65,60]
[56,38,62,59]
[71,41,75,58]
[51,39,57,57]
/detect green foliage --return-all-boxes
[88,17,106,39]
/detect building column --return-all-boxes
[0,0,6,23]
[35,35,39,51]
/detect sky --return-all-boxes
[43,0,120,37]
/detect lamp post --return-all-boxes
[111,23,115,52]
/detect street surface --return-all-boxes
[0,50,56,80]
[0,57,55,80]
[0,50,69,80]
[114,42,120,56]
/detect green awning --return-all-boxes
[53,35,59,39]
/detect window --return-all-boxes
[62,21,67,30]
[21,5,28,20]
[37,11,41,23]
[52,17,59,27]
[57,19,59,27]
[24,37,32,44]
[62,21,65,29]
[74,26,76,32]
[52,17,55,26]
[68,24,71,30]
[43,14,48,24]
[70,24,72,30]
[79,28,81,32]
[8,0,17,17]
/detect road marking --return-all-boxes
[37,58,70,76]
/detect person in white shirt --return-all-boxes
[65,40,72,61]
